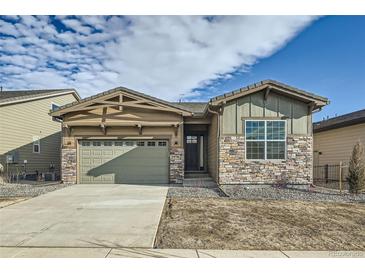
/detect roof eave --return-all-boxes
[50,87,193,117]
[0,89,80,107]
[209,83,329,109]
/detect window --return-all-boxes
[186,136,197,144]
[33,136,40,153]
[92,141,101,146]
[51,103,61,122]
[137,141,145,146]
[245,120,286,160]
[51,103,60,112]
[114,141,123,146]
[158,141,167,147]
[147,141,156,146]
[103,141,113,146]
[81,141,91,146]
[124,141,135,146]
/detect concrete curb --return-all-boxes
[1,247,364,258]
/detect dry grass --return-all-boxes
[155,198,365,250]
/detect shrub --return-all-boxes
[347,141,365,194]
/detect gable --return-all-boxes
[222,90,312,135]
[51,88,192,118]
[210,80,329,110]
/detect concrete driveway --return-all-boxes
[0,184,168,248]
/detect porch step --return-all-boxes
[183,178,217,188]
[184,172,210,179]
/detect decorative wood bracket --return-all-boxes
[308,102,316,113]
[63,124,71,137]
[100,123,106,135]
[137,124,143,135]
[173,124,179,137]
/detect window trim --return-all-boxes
[32,136,40,154]
[51,102,60,111]
[244,120,287,161]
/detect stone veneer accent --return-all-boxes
[170,147,184,183]
[61,148,77,184]
[219,135,312,185]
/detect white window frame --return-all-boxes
[244,120,287,161]
[33,136,40,153]
[50,102,60,112]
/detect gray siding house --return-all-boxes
[51,80,329,187]
[0,89,80,179]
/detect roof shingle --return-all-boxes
[0,89,79,105]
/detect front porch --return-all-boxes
[183,124,208,173]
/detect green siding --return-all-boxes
[222,101,236,134]
[221,91,311,135]
[292,100,308,135]
[250,92,264,117]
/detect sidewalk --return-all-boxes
[0,247,364,258]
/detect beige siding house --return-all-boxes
[313,109,365,166]
[51,80,328,187]
[0,89,80,179]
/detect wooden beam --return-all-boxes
[264,87,271,101]
[64,121,181,127]
[101,107,107,123]
[52,92,121,115]
[119,94,123,111]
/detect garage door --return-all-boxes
[79,139,169,184]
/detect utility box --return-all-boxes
[6,152,19,164]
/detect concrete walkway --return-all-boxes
[0,184,168,248]
[0,247,364,258]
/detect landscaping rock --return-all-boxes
[221,185,365,203]
[0,182,71,198]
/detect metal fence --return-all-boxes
[313,163,349,191]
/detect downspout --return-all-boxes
[207,103,222,185]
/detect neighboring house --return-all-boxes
[51,80,328,186]
[313,109,365,166]
[0,89,80,178]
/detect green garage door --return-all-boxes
[79,139,169,184]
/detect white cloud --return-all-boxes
[0,16,315,100]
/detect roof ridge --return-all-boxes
[209,79,329,103]
[52,86,193,114]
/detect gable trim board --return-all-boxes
[50,80,328,186]
[0,89,80,107]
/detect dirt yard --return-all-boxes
[155,198,365,250]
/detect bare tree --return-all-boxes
[347,141,365,194]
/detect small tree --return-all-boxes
[347,141,365,194]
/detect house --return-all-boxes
[0,89,80,179]
[50,80,329,186]
[313,109,365,166]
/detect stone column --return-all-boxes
[169,147,184,183]
[61,148,77,184]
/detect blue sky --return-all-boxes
[0,16,364,121]
[203,16,365,122]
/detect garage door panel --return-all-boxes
[79,140,169,184]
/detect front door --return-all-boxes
[185,135,200,171]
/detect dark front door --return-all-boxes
[185,135,199,171]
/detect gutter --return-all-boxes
[207,104,221,185]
